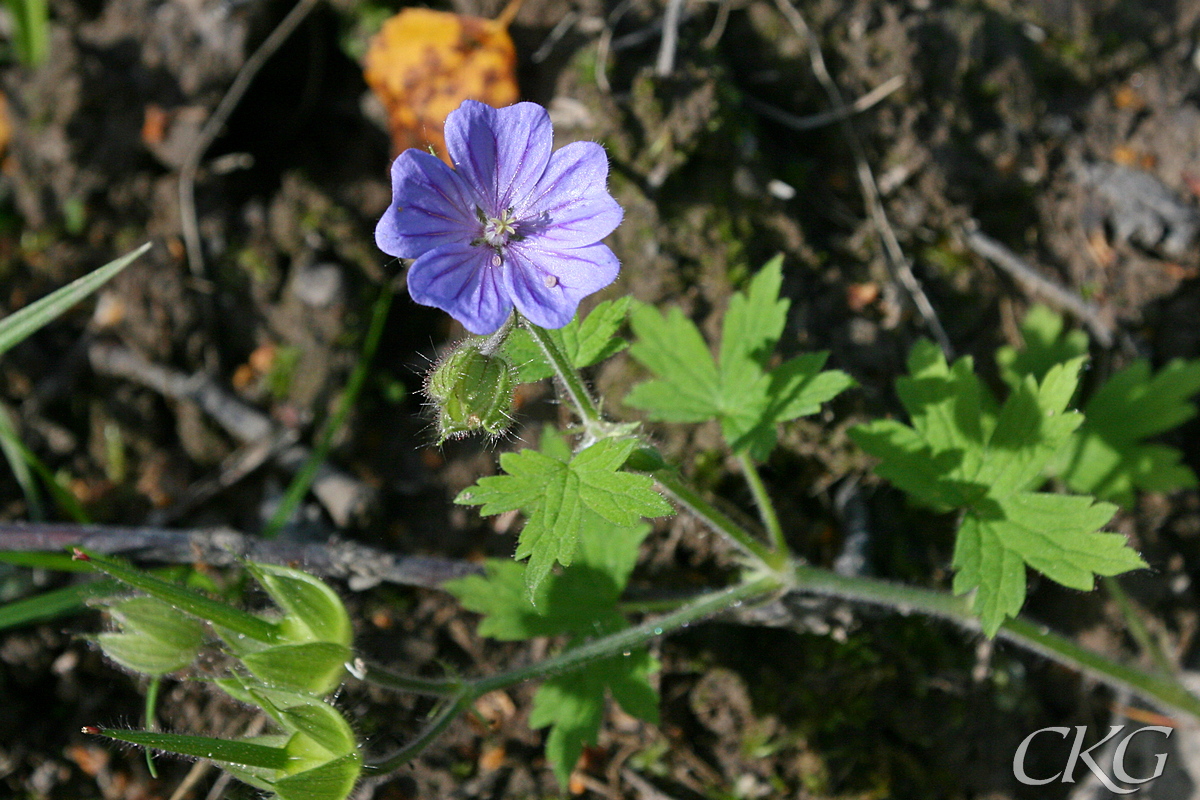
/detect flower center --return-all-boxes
[474,207,523,252]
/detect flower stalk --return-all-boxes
[736,452,788,557]
[520,318,607,440]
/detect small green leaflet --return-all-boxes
[505,297,632,383]
[850,340,1145,636]
[995,304,1089,389]
[445,517,658,787]
[456,431,671,598]
[997,305,1200,507]
[1052,358,1200,505]
[626,256,854,459]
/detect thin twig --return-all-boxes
[87,342,375,528]
[655,0,686,76]
[531,11,578,63]
[0,522,482,589]
[179,0,321,279]
[701,0,732,49]
[772,0,953,357]
[963,226,1115,348]
[595,0,634,94]
[147,431,299,525]
[168,761,211,800]
[745,75,905,132]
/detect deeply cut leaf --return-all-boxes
[628,257,852,459]
[996,305,1200,506]
[456,435,669,598]
[851,341,1144,635]
[1055,359,1200,506]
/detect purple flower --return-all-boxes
[376,100,623,335]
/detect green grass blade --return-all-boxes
[86,727,291,770]
[0,408,89,522]
[2,0,50,66]
[0,242,151,359]
[0,551,95,571]
[0,404,43,520]
[76,550,282,643]
[0,578,119,629]
[263,283,392,538]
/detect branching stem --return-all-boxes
[364,573,783,772]
[654,467,786,571]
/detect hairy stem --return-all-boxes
[736,452,788,556]
[350,659,463,697]
[519,319,605,439]
[790,564,1200,720]
[366,695,473,772]
[471,573,781,695]
[365,572,784,772]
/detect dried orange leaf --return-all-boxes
[363,6,521,161]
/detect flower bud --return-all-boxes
[95,596,206,676]
[425,340,516,441]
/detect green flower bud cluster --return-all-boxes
[424,336,516,442]
[79,552,361,800]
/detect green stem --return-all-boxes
[653,467,784,570]
[365,573,783,771]
[999,617,1200,719]
[790,564,1200,720]
[366,694,473,771]
[351,659,463,697]
[144,676,161,778]
[519,319,605,438]
[736,452,787,556]
[263,284,393,538]
[472,573,780,695]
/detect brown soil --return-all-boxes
[4,0,1200,798]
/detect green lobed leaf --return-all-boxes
[954,493,1143,636]
[457,436,669,598]
[561,296,632,369]
[530,649,660,787]
[626,303,722,422]
[1056,358,1200,505]
[726,351,857,459]
[447,515,649,639]
[628,258,851,459]
[718,255,788,395]
[995,305,1200,506]
[995,304,1089,389]
[852,340,1144,635]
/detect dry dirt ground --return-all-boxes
[4,0,1200,798]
